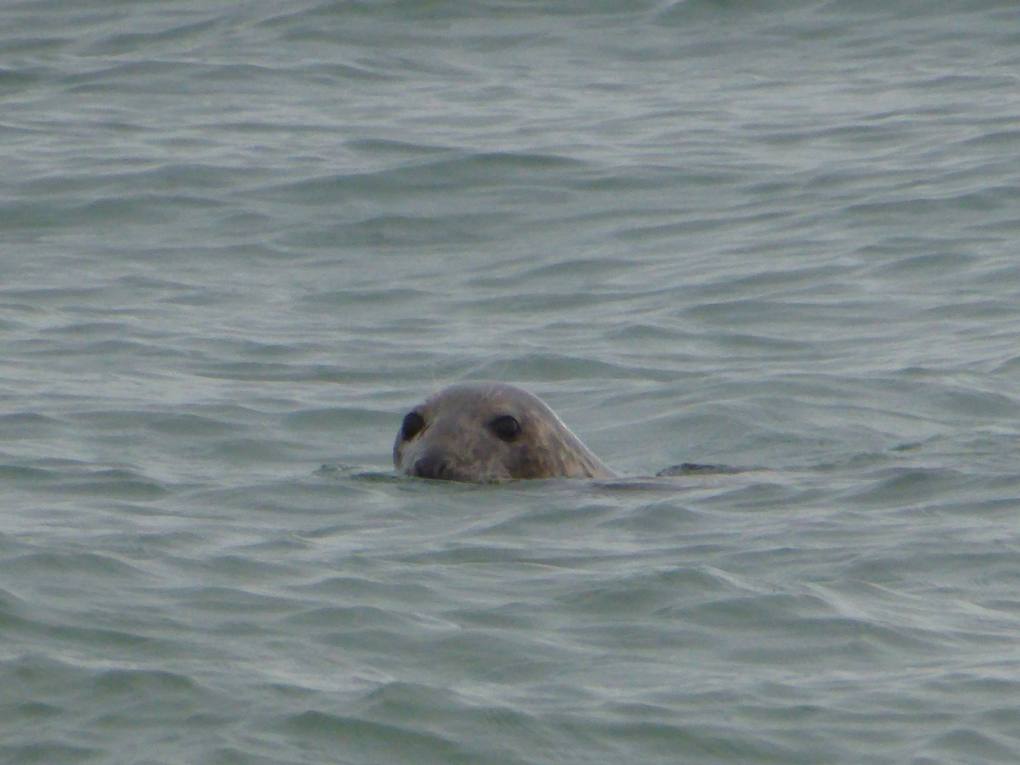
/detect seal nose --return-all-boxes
[413,451,450,480]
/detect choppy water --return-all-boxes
[3,0,1020,762]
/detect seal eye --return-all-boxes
[489,415,521,443]
[401,411,425,441]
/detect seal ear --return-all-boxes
[489,415,521,443]
[400,411,426,441]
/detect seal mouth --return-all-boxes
[409,451,504,483]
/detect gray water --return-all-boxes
[3,0,1020,762]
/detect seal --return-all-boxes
[394,382,617,483]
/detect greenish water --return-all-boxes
[2,0,1020,762]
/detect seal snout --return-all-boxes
[411,450,451,481]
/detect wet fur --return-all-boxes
[394,383,616,483]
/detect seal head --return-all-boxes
[394,382,616,483]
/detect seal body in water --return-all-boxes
[394,382,617,483]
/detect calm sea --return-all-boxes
[2,0,1020,762]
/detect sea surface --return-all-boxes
[3,0,1020,762]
